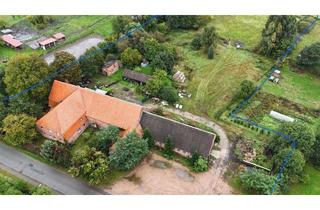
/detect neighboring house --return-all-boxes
[36,80,143,143]
[173,71,186,83]
[140,111,216,158]
[102,60,121,76]
[1,34,23,49]
[39,37,57,50]
[52,32,66,42]
[123,69,151,84]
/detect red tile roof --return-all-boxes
[37,80,143,142]
[1,35,23,48]
[39,37,56,46]
[52,33,66,40]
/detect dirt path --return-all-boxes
[110,104,232,194]
[108,153,231,195]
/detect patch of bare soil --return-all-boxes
[106,153,232,195]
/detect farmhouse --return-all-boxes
[102,60,121,76]
[1,34,23,49]
[140,111,216,158]
[39,37,57,50]
[123,69,151,84]
[36,80,143,143]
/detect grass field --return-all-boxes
[263,65,320,110]
[289,164,320,195]
[209,16,268,50]
[290,20,320,60]
[176,44,270,119]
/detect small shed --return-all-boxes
[270,110,295,122]
[1,34,23,49]
[173,71,186,83]
[123,69,151,84]
[102,60,121,76]
[52,33,66,41]
[39,37,57,50]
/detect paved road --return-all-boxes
[145,104,232,194]
[0,142,108,195]
[43,35,104,64]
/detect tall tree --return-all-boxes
[50,51,81,84]
[4,54,51,104]
[112,16,133,35]
[79,47,105,79]
[2,114,38,146]
[259,15,297,57]
[296,42,320,75]
[166,16,199,30]
[120,48,142,68]
[201,26,218,51]
[269,122,315,158]
[89,126,120,155]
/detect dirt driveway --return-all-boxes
[107,153,232,195]
[43,35,104,64]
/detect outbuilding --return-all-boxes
[0,34,23,49]
[39,37,57,50]
[123,69,151,84]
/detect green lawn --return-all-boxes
[0,15,26,26]
[289,164,320,195]
[263,65,320,110]
[209,16,268,50]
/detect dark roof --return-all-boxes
[123,69,151,84]
[140,111,215,158]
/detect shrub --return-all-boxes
[69,146,109,185]
[110,132,149,170]
[240,169,279,195]
[143,128,155,149]
[192,156,209,172]
[163,137,174,159]
[159,86,179,104]
[207,45,214,59]
[296,42,320,75]
[89,126,119,155]
[191,34,202,50]
[40,140,71,167]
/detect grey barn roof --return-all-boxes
[140,111,215,158]
[123,69,151,84]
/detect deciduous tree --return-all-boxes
[259,15,297,57]
[296,42,320,75]
[89,126,119,155]
[50,51,81,84]
[79,47,105,79]
[2,114,38,146]
[120,48,142,68]
[69,146,109,185]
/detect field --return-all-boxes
[209,16,268,50]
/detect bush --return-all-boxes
[238,80,254,99]
[310,131,320,166]
[28,16,54,29]
[89,126,120,155]
[69,146,109,185]
[40,140,71,167]
[192,156,209,172]
[240,169,279,195]
[110,132,149,170]
[207,45,214,59]
[31,185,51,195]
[191,34,202,50]
[143,128,155,149]
[163,137,174,159]
[159,86,179,104]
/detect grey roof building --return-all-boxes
[140,111,216,158]
[123,69,151,84]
